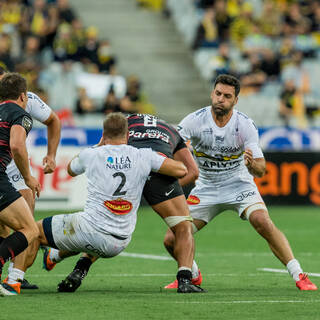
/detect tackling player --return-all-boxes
[21,113,194,294]
[44,113,205,293]
[163,74,317,291]
[0,68,61,292]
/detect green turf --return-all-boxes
[2,206,320,320]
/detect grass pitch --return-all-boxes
[1,206,320,320]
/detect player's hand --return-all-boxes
[25,176,41,198]
[244,148,253,168]
[43,155,56,174]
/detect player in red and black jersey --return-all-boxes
[0,73,41,296]
[48,114,205,293]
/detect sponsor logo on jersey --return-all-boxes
[104,198,133,215]
[22,116,32,132]
[201,160,241,169]
[195,145,241,153]
[202,128,213,134]
[236,191,256,202]
[195,108,206,116]
[129,129,169,143]
[215,135,224,144]
[194,150,243,161]
[106,156,131,171]
[187,195,200,205]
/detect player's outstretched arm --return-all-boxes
[173,147,199,186]
[158,158,187,179]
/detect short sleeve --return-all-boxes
[27,92,52,123]
[173,135,187,154]
[242,120,264,159]
[139,148,166,172]
[12,112,33,135]
[177,114,195,142]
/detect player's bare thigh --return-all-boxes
[151,194,189,219]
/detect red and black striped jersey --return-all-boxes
[0,101,33,173]
[127,114,186,158]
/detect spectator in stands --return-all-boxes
[192,8,219,50]
[15,35,42,73]
[45,4,59,49]
[101,86,121,114]
[96,40,117,74]
[207,42,236,81]
[260,49,281,81]
[240,53,267,94]
[230,2,255,48]
[75,87,96,115]
[258,0,282,37]
[79,26,100,64]
[0,33,14,71]
[57,0,76,24]
[214,0,233,42]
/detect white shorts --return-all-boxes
[6,160,32,191]
[188,175,265,223]
[47,212,131,258]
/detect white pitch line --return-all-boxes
[258,268,320,277]
[173,300,320,305]
[119,252,172,261]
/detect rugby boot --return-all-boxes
[165,269,202,289]
[0,282,21,295]
[177,278,206,293]
[20,278,39,289]
[42,247,57,271]
[57,269,87,293]
[296,273,318,291]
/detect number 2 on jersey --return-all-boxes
[112,172,127,196]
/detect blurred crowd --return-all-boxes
[0,0,155,125]
[191,0,320,127]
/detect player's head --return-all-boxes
[103,112,128,142]
[0,72,28,108]
[211,74,240,117]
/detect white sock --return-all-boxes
[287,259,303,281]
[191,260,199,279]
[178,267,192,272]
[7,262,14,275]
[49,248,62,263]
[8,268,25,284]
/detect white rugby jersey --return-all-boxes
[26,92,52,123]
[70,144,165,238]
[178,106,264,183]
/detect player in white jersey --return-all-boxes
[21,113,198,293]
[163,74,317,291]
[0,68,61,292]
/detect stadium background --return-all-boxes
[1,1,320,318]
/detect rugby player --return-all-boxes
[0,68,61,293]
[163,74,317,291]
[0,73,41,296]
[44,113,205,293]
[25,113,198,293]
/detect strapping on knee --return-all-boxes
[243,203,267,220]
[164,216,193,228]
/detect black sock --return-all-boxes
[177,269,192,281]
[0,231,28,268]
[74,257,93,274]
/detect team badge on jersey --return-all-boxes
[22,116,32,133]
[104,199,133,215]
[187,195,200,205]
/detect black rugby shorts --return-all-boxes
[0,172,22,212]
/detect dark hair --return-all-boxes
[103,112,128,139]
[0,73,27,101]
[0,66,7,76]
[213,74,240,97]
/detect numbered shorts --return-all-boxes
[42,212,131,258]
[6,160,32,191]
[142,172,184,205]
[187,176,265,223]
[0,173,22,212]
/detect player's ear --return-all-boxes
[20,91,28,106]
